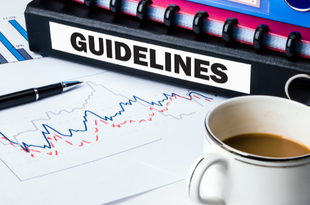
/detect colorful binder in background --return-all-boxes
[70,0,310,59]
[185,0,310,29]
[25,0,310,99]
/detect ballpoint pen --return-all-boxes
[0,81,83,110]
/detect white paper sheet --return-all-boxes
[0,1,226,204]
[0,66,225,204]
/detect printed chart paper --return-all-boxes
[0,68,225,204]
[0,0,226,204]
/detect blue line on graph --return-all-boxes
[0,91,212,152]
[9,20,28,41]
[0,32,25,61]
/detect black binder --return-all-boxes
[24,0,310,99]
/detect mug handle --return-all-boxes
[285,73,310,104]
[186,153,226,205]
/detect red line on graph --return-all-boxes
[50,142,54,148]
[96,135,99,141]
[31,154,34,157]
[55,134,62,139]
[55,150,58,155]
[159,107,168,112]
[31,149,41,153]
[148,117,152,121]
[205,98,211,102]
[100,120,107,124]
[95,127,99,133]
[79,142,84,147]
[193,95,201,99]
[120,121,127,125]
[130,120,135,123]
[21,148,28,153]
[149,112,155,116]
[139,119,146,123]
[95,120,98,126]
[65,140,73,145]
[53,136,58,141]
[82,140,91,144]
[47,137,53,140]
[2,137,7,140]
[47,152,52,155]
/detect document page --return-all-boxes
[0,0,226,204]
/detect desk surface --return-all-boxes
[107,181,196,205]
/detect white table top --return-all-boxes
[106,180,197,205]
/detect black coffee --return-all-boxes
[223,133,310,158]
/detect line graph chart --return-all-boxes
[0,74,219,181]
[0,1,226,204]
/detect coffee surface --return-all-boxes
[223,133,310,158]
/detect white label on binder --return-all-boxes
[49,22,251,94]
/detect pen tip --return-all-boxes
[63,80,83,92]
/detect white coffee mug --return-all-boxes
[186,95,310,205]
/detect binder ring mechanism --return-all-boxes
[80,0,122,14]
[192,11,208,36]
[136,0,153,21]
[222,17,238,45]
[253,24,269,53]
[164,4,180,28]
[110,0,122,14]
[285,74,310,106]
[84,0,96,8]
[285,31,301,61]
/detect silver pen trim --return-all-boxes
[61,82,67,92]
[34,88,39,100]
[62,81,83,92]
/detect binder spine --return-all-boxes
[25,0,310,99]
[68,0,310,60]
